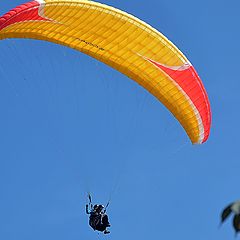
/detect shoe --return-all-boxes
[106,224,111,227]
[104,230,110,234]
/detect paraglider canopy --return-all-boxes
[0,0,211,144]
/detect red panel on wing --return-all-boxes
[0,1,50,31]
[147,58,211,143]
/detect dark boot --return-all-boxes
[104,229,110,234]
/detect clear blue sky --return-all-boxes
[0,0,239,239]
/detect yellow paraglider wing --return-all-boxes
[0,0,211,144]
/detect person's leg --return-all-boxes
[96,224,105,232]
[102,214,110,226]
[102,215,110,234]
[95,223,110,234]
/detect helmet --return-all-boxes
[98,205,104,210]
[93,204,99,210]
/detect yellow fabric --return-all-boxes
[0,0,202,143]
